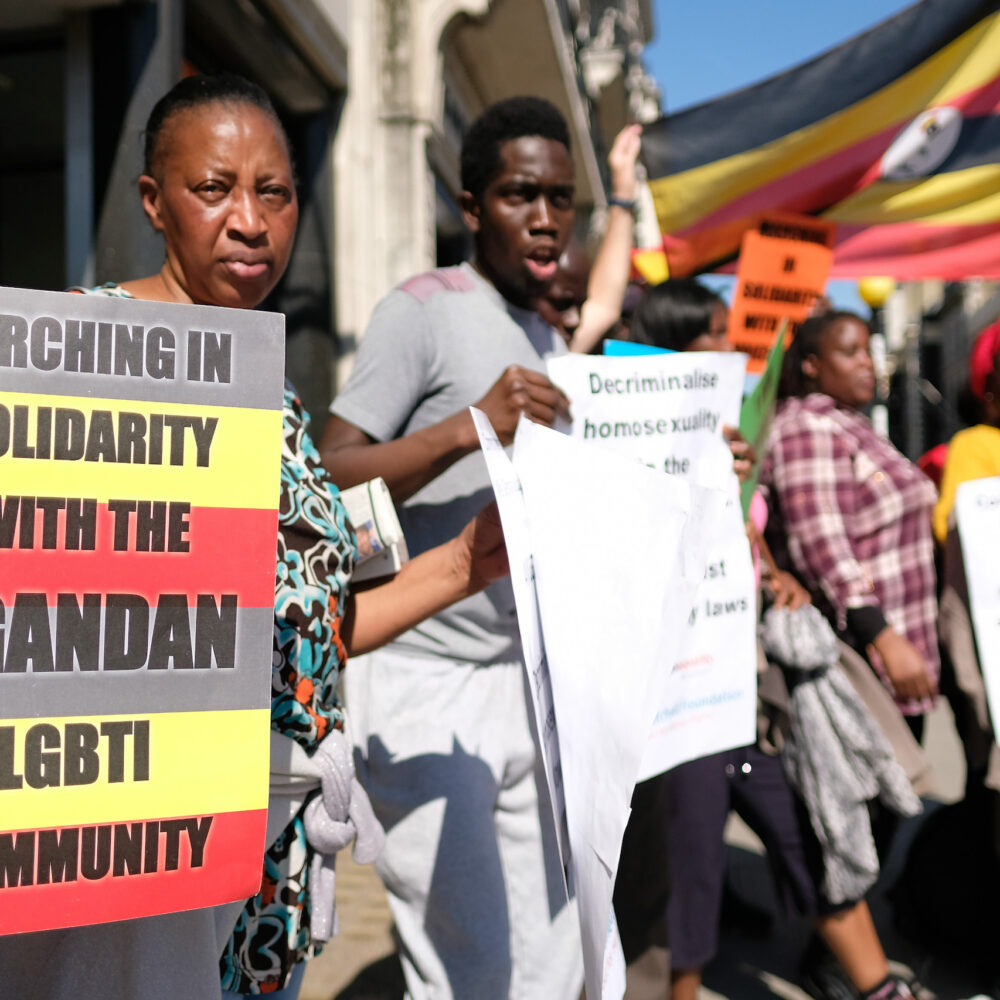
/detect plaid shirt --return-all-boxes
[762,394,939,715]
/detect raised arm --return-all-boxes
[569,124,642,354]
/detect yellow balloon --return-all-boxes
[857,276,897,308]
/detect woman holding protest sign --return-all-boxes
[933,319,1000,544]
[886,321,1000,995]
[0,74,507,1000]
[930,321,1000,800]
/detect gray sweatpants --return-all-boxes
[345,646,583,1000]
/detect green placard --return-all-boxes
[738,321,787,519]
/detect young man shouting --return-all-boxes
[321,97,581,1000]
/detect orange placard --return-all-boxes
[728,214,835,373]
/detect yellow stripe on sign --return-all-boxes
[823,164,1000,225]
[650,12,1000,231]
[0,709,270,830]
[0,391,282,508]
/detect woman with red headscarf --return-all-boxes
[933,318,1000,543]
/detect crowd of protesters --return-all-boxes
[2,73,999,1000]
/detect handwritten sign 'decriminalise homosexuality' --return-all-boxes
[546,352,757,778]
[0,287,283,934]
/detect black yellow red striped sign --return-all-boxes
[0,287,283,933]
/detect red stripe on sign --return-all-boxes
[0,808,267,935]
[0,505,277,604]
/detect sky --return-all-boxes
[640,0,918,311]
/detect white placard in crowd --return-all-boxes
[470,408,570,878]
[636,481,758,777]
[955,477,1000,737]
[547,351,748,488]
[546,352,758,777]
[473,411,692,1000]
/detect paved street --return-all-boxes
[302,699,986,1000]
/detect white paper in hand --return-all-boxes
[547,351,757,778]
[512,417,691,1000]
[469,407,570,881]
[955,477,1000,738]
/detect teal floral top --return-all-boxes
[220,385,357,993]
[72,286,356,993]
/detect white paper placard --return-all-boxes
[547,352,758,776]
[955,476,1000,739]
[473,409,692,1000]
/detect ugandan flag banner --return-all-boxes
[643,0,1000,279]
[0,287,283,934]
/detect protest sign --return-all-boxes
[0,287,283,934]
[546,352,757,777]
[955,477,1000,737]
[738,324,787,518]
[470,409,570,881]
[474,412,691,1000]
[548,351,746,487]
[728,213,834,374]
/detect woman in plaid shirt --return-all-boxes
[762,311,939,733]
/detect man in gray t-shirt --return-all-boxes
[330,261,564,663]
[321,98,583,1000]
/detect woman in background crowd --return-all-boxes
[886,318,1000,1000]
[763,311,939,737]
[930,320,1000,798]
[629,275,731,353]
[933,319,1000,544]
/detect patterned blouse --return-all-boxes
[761,393,938,716]
[71,284,357,992]
[220,385,356,993]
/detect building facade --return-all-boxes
[877,280,1000,459]
[0,0,658,433]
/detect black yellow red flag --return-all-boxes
[642,0,1000,279]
